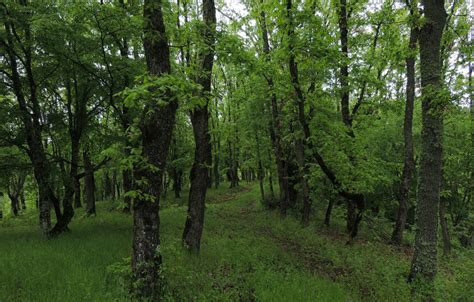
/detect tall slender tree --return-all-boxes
[182,0,217,252]
[392,1,419,245]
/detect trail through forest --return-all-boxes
[1,184,472,301]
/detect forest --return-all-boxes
[0,0,472,301]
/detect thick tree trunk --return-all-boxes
[9,195,19,216]
[392,7,418,246]
[183,0,216,252]
[131,0,176,298]
[183,107,212,251]
[408,0,447,289]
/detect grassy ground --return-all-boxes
[0,184,472,301]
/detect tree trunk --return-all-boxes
[286,0,311,226]
[131,0,176,298]
[268,170,275,199]
[324,198,334,227]
[9,195,19,216]
[20,192,26,210]
[392,6,418,246]
[408,0,447,290]
[256,134,265,201]
[3,10,56,236]
[346,200,356,233]
[259,7,290,217]
[84,149,96,216]
[172,169,182,199]
[183,0,216,252]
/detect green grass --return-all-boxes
[0,184,472,301]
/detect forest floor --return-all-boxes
[0,184,472,301]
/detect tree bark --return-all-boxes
[408,0,447,289]
[392,24,418,245]
[183,0,216,252]
[131,0,176,299]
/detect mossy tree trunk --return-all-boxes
[408,0,447,293]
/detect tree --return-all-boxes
[408,0,447,293]
[392,1,419,245]
[131,0,177,298]
[182,0,217,252]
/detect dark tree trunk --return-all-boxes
[172,169,182,199]
[408,0,447,289]
[131,0,176,299]
[346,200,355,233]
[392,7,418,246]
[112,170,117,200]
[324,198,334,227]
[338,0,351,129]
[83,149,96,216]
[256,134,265,201]
[259,7,290,217]
[287,0,311,226]
[338,0,354,231]
[268,170,275,199]
[335,0,366,239]
[2,13,58,236]
[183,0,216,252]
[9,195,19,216]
